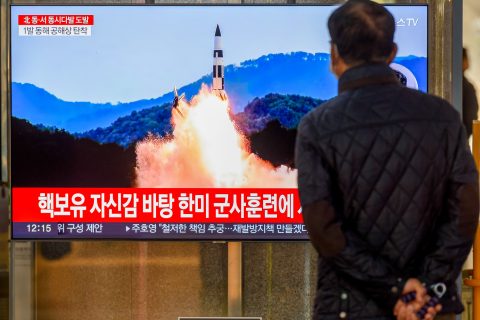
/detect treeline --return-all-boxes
[234,93,323,134]
[12,117,135,187]
[78,103,173,148]
[79,93,323,148]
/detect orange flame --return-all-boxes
[135,86,296,188]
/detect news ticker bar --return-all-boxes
[12,223,309,240]
[12,188,303,224]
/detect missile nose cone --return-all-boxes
[215,24,221,37]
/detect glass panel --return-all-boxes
[35,242,228,319]
[243,242,316,320]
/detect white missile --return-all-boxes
[213,24,226,99]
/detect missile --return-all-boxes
[213,24,226,100]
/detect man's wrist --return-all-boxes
[416,275,431,289]
[381,277,409,311]
[391,277,408,299]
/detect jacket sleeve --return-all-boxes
[295,114,407,310]
[418,122,479,287]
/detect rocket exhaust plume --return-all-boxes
[135,24,295,188]
[135,86,296,188]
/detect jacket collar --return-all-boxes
[338,63,400,94]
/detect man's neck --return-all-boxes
[336,61,370,78]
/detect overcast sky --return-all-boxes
[12,5,427,103]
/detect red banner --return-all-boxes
[12,188,303,224]
[18,15,94,25]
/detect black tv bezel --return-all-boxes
[8,3,430,242]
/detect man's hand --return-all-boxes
[393,278,442,320]
[394,296,442,320]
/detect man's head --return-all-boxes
[328,0,397,78]
[463,48,470,73]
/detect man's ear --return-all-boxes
[330,43,349,78]
[386,43,398,64]
[330,43,339,63]
[330,43,341,78]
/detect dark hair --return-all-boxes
[328,0,396,64]
[463,48,468,59]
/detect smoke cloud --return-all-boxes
[135,86,296,188]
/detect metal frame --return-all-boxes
[451,0,463,114]
[1,0,7,185]
[9,242,34,320]
[228,242,242,317]
[0,0,11,319]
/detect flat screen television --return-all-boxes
[10,4,428,240]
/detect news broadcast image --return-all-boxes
[10,6,428,240]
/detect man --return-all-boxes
[295,1,479,319]
[463,48,478,138]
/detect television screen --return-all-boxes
[10,5,428,240]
